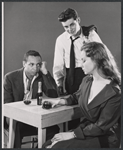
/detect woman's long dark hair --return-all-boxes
[81,42,121,87]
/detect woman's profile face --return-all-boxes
[81,51,97,75]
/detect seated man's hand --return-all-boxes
[58,86,68,96]
[58,86,64,96]
[40,61,48,75]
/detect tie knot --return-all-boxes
[70,36,79,43]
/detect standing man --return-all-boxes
[53,8,103,129]
[4,50,59,148]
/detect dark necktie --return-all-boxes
[27,78,31,91]
[69,36,79,85]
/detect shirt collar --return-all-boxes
[66,28,83,40]
[23,69,39,84]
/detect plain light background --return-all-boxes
[3,2,121,75]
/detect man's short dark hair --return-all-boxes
[58,8,78,22]
[23,50,42,62]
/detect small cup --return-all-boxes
[42,101,52,109]
[23,100,31,105]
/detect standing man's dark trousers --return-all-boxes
[65,68,85,130]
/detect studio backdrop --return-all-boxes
[3,2,121,75]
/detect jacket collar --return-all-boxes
[88,84,117,110]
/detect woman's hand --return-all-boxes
[51,132,75,143]
[42,96,67,108]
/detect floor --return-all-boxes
[4,135,38,148]
[21,136,38,148]
[4,124,63,148]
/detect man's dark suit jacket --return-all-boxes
[4,68,58,103]
[4,68,59,148]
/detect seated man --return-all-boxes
[4,50,59,148]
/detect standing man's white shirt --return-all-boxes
[53,30,103,87]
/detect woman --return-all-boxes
[42,42,121,148]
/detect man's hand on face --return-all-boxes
[40,61,48,75]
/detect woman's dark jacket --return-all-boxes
[66,75,121,147]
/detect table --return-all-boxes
[4,98,82,148]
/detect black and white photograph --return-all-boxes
[2,1,121,148]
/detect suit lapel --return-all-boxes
[88,84,116,110]
[17,68,24,99]
[12,68,24,101]
[79,77,92,118]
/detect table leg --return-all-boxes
[63,122,68,131]
[7,119,16,148]
[38,127,46,148]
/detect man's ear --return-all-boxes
[77,17,81,24]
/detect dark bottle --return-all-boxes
[37,81,43,105]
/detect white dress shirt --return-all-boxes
[53,29,103,87]
[23,70,38,100]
